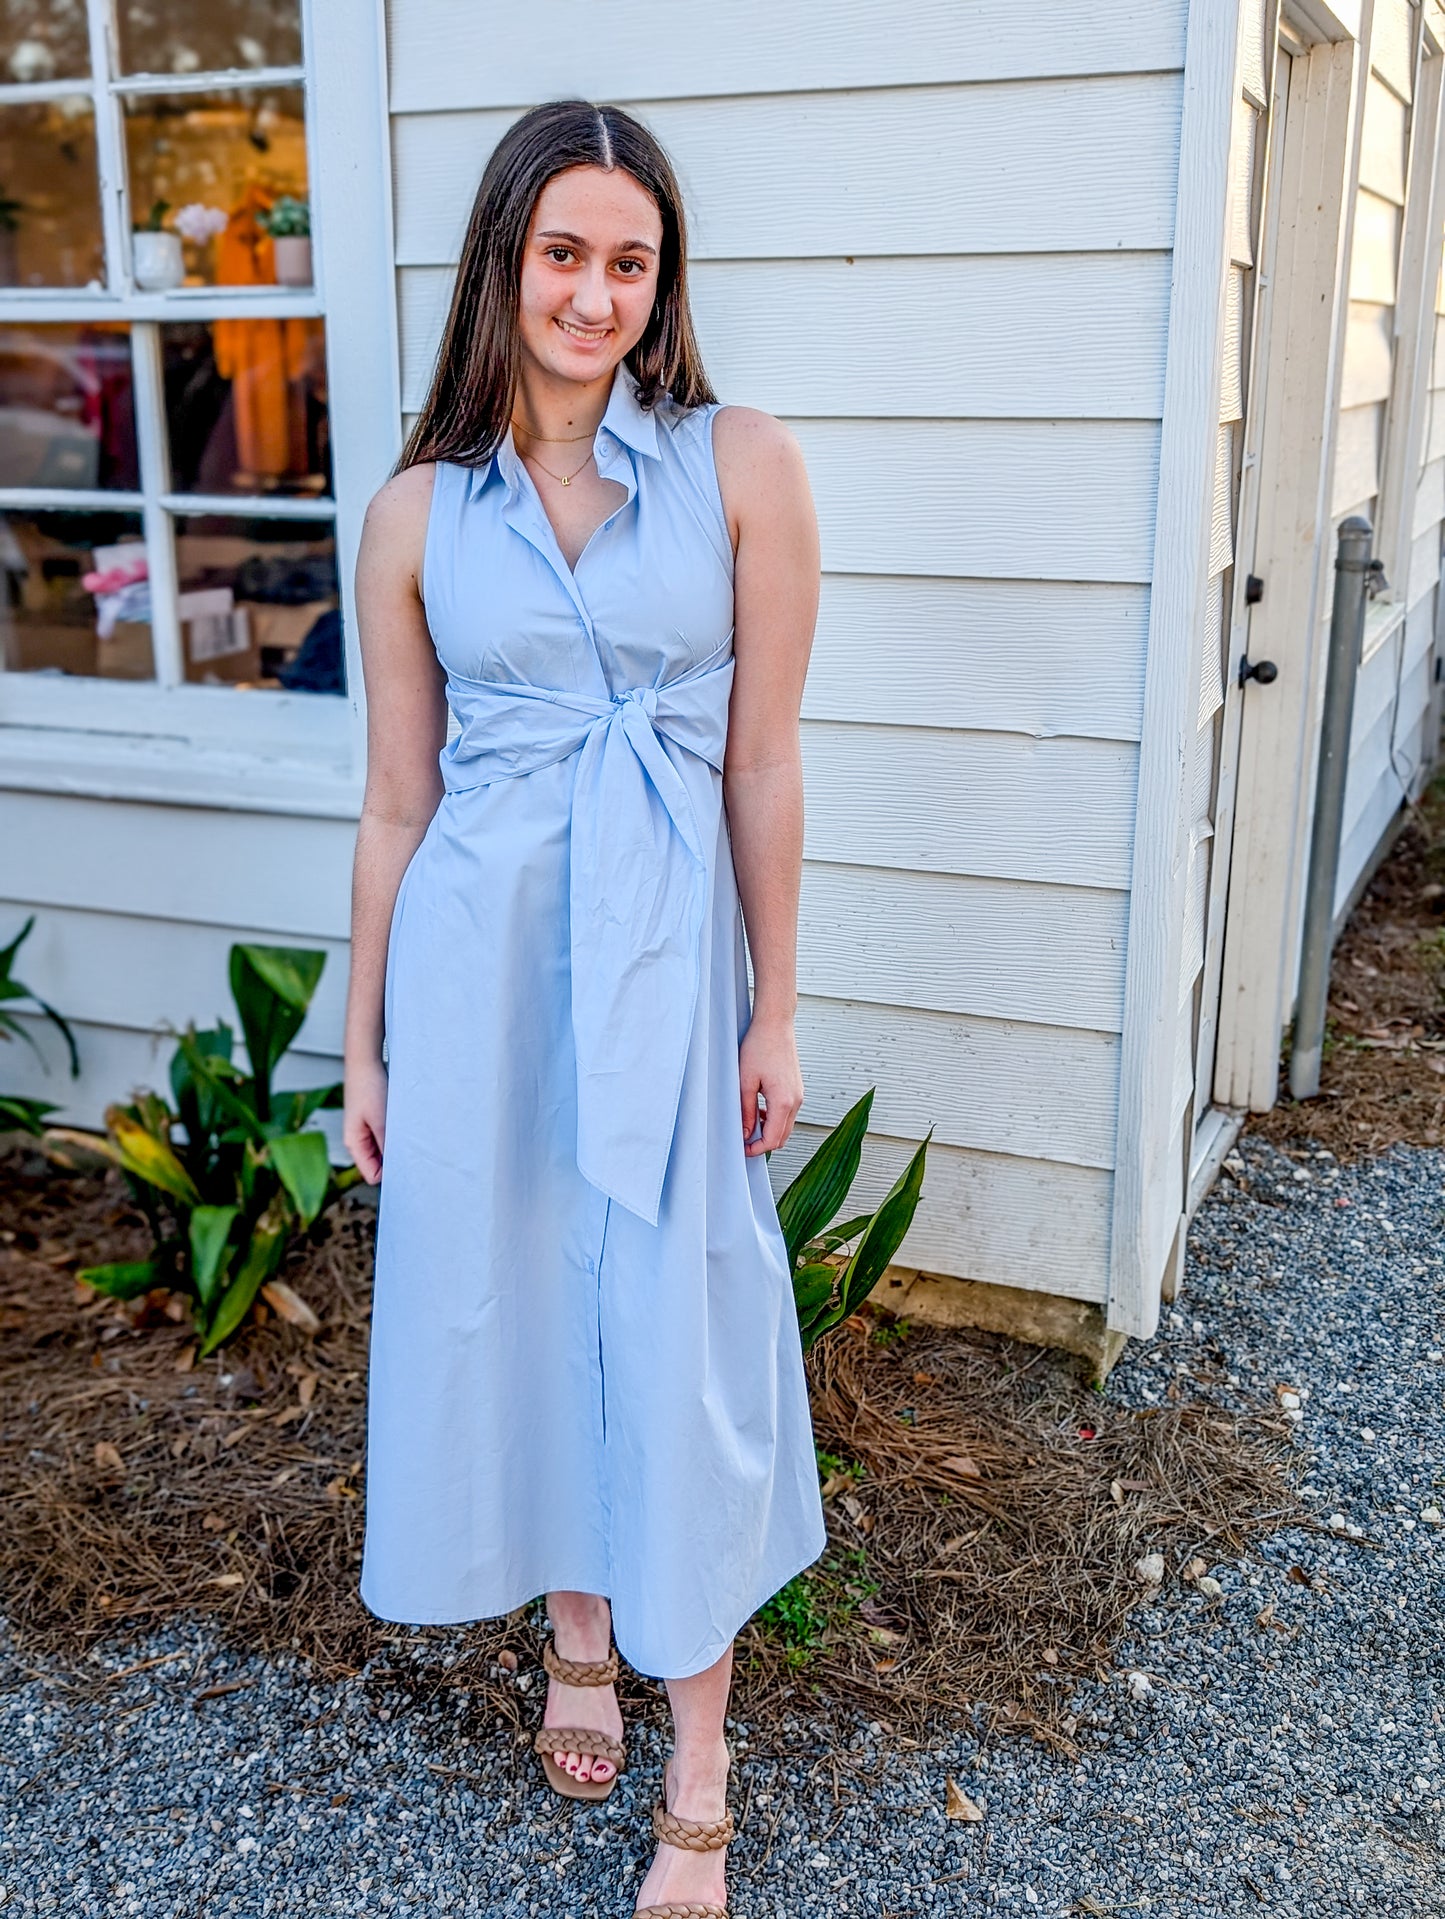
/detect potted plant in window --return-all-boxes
[262,195,311,286]
[132,200,182,291]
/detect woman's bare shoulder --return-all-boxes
[710,404,803,472]
[363,461,437,539]
[709,407,811,540]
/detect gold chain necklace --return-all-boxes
[522,446,595,488]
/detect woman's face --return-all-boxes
[516,165,664,390]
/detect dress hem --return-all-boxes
[357,1517,829,1682]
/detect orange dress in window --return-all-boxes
[213,186,312,483]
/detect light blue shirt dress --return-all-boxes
[358,364,829,1680]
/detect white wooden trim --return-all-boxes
[0,290,326,322]
[304,0,402,754]
[1106,0,1245,1341]
[1214,26,1367,1111]
[109,65,305,97]
[1187,1102,1247,1214]
[129,320,183,689]
[85,0,126,297]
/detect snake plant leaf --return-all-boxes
[837,1131,931,1322]
[189,1205,240,1307]
[283,1080,344,1130]
[267,1129,332,1229]
[0,1094,59,1136]
[176,1030,265,1143]
[109,1110,201,1207]
[77,1258,162,1300]
[793,1260,837,1323]
[230,945,326,1120]
[199,1200,290,1355]
[774,1089,873,1270]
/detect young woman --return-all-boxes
[342,100,826,1918]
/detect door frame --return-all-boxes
[1211,3,1372,1114]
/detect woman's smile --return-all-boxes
[555,316,613,343]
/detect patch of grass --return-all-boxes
[871,1315,911,1348]
[756,1547,878,1667]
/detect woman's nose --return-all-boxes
[569,266,613,322]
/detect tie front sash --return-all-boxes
[439,647,736,1226]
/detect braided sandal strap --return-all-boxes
[651,1801,735,1851]
[532,1725,626,1767]
[634,1907,729,1917]
[542,1637,619,1687]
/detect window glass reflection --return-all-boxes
[0,511,153,680]
[173,513,341,693]
[0,100,103,289]
[0,325,139,491]
[123,89,308,290]
[116,1,302,79]
[2,3,91,84]
[163,319,328,496]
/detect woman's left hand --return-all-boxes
[739,1012,804,1156]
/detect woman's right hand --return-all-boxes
[344,1056,390,1185]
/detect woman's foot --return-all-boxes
[634,1739,731,1913]
[541,1596,624,1786]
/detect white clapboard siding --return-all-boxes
[1210,422,1236,574]
[1198,573,1227,731]
[1415,453,1445,535]
[802,577,1149,743]
[1340,302,1398,407]
[799,726,1137,887]
[792,420,1160,583]
[387,0,1189,113]
[1433,310,1445,384]
[0,904,349,1061]
[1230,93,1257,268]
[1333,405,1383,517]
[1359,70,1411,202]
[797,865,1127,1032]
[1238,0,1269,108]
[1407,519,1442,603]
[400,254,1174,422]
[0,793,356,938]
[766,1126,1112,1299]
[1336,639,1434,910]
[1428,388,1445,462]
[1349,189,1402,303]
[1221,269,1246,421]
[793,998,1119,1170]
[391,77,1184,266]
[1371,0,1417,104]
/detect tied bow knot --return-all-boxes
[437,646,736,1225]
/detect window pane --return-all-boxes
[173,512,340,693]
[2,3,91,83]
[116,1,302,79]
[163,319,328,496]
[0,510,153,680]
[122,89,309,290]
[0,325,139,491]
[0,100,103,290]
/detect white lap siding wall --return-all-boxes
[1333,0,1445,914]
[388,0,1188,1303]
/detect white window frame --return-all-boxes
[0,0,399,816]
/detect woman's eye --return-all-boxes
[615,259,643,275]
[546,247,573,264]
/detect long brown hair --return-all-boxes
[397,100,716,474]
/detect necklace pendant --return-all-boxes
[561,475,570,487]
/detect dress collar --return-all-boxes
[468,362,661,502]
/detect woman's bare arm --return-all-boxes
[342,463,448,1182]
[713,406,821,1158]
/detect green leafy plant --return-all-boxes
[0,915,79,1137]
[135,198,170,232]
[777,1088,930,1353]
[79,943,361,1356]
[261,195,310,238]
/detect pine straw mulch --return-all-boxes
[0,1138,1309,1758]
[1253,771,1445,1159]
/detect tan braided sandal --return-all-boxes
[634,1752,738,1919]
[532,1637,628,1802]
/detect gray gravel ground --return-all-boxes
[2,1131,1441,1918]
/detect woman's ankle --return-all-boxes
[545,1589,613,1662]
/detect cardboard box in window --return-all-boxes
[96,622,157,680]
[178,588,263,686]
[3,620,97,677]
[238,600,337,666]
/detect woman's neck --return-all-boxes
[511,364,616,445]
